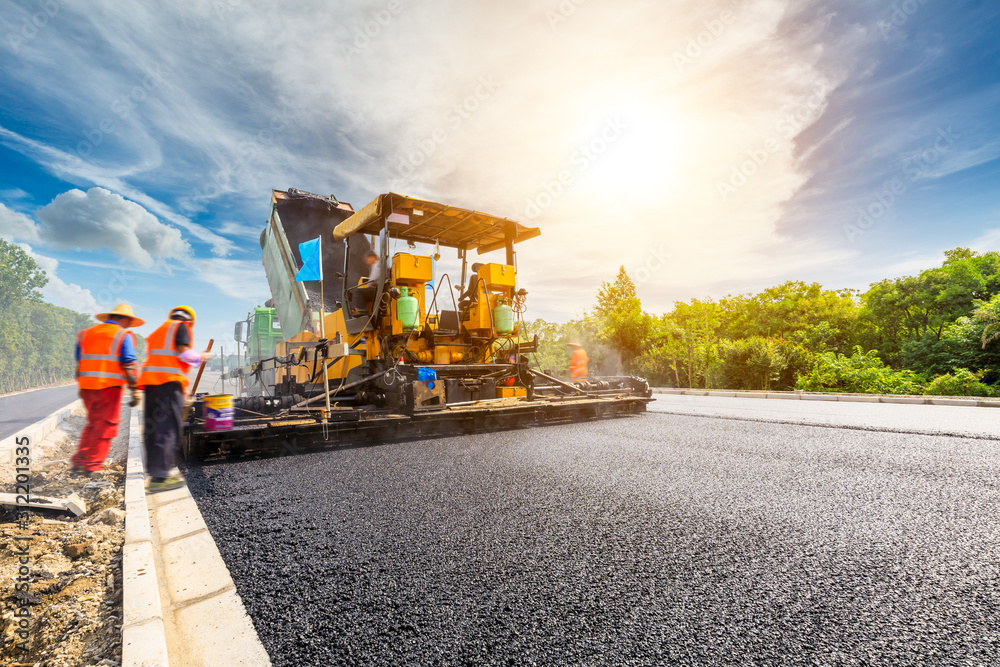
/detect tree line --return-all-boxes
[0,240,102,394]
[525,247,1000,397]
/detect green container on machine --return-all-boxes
[494,299,514,335]
[397,287,419,331]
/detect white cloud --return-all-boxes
[35,187,189,268]
[196,257,270,302]
[0,188,31,202]
[217,221,265,241]
[972,228,1000,253]
[0,201,40,243]
[15,243,102,315]
[0,124,236,257]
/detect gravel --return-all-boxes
[187,410,1000,666]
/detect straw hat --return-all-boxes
[567,341,583,348]
[95,304,145,327]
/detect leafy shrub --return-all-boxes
[924,368,997,397]
[717,337,785,390]
[796,346,926,394]
[634,344,679,387]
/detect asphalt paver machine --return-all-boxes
[187,189,652,459]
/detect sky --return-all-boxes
[1,0,999,349]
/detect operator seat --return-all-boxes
[458,263,484,306]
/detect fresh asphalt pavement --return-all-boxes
[0,384,78,441]
[188,396,1000,666]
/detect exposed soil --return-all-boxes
[0,407,127,667]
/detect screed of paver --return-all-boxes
[161,530,235,605]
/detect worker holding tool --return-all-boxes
[138,305,211,492]
[71,304,144,478]
[568,342,588,382]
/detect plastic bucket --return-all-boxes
[204,394,234,431]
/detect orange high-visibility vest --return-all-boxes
[77,323,135,390]
[138,321,192,390]
[569,348,588,381]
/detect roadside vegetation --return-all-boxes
[0,239,96,394]
[525,247,1000,397]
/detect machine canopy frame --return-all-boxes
[332,193,541,255]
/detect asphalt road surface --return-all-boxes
[189,397,1000,666]
[0,384,78,441]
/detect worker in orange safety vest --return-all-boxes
[568,342,588,381]
[138,305,211,493]
[71,304,145,478]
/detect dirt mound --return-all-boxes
[0,406,126,666]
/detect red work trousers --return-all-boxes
[72,386,124,472]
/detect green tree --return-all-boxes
[594,267,652,372]
[0,239,47,315]
[0,239,100,393]
[719,281,860,353]
[860,248,1000,363]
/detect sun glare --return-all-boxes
[577,104,687,198]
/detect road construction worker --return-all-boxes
[356,249,387,312]
[138,306,210,493]
[568,342,588,382]
[71,304,144,478]
[364,249,381,284]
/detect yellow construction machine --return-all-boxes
[188,189,651,459]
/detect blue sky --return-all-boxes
[1,0,999,349]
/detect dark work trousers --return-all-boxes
[143,381,184,479]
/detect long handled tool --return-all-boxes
[181,339,214,459]
[189,338,215,397]
[182,339,215,421]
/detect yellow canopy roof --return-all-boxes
[332,193,540,255]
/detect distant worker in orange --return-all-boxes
[71,304,144,478]
[138,306,211,493]
[568,342,588,382]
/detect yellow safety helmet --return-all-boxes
[169,305,196,324]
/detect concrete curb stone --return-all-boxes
[145,451,272,666]
[122,408,170,667]
[651,387,1000,408]
[0,398,81,463]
